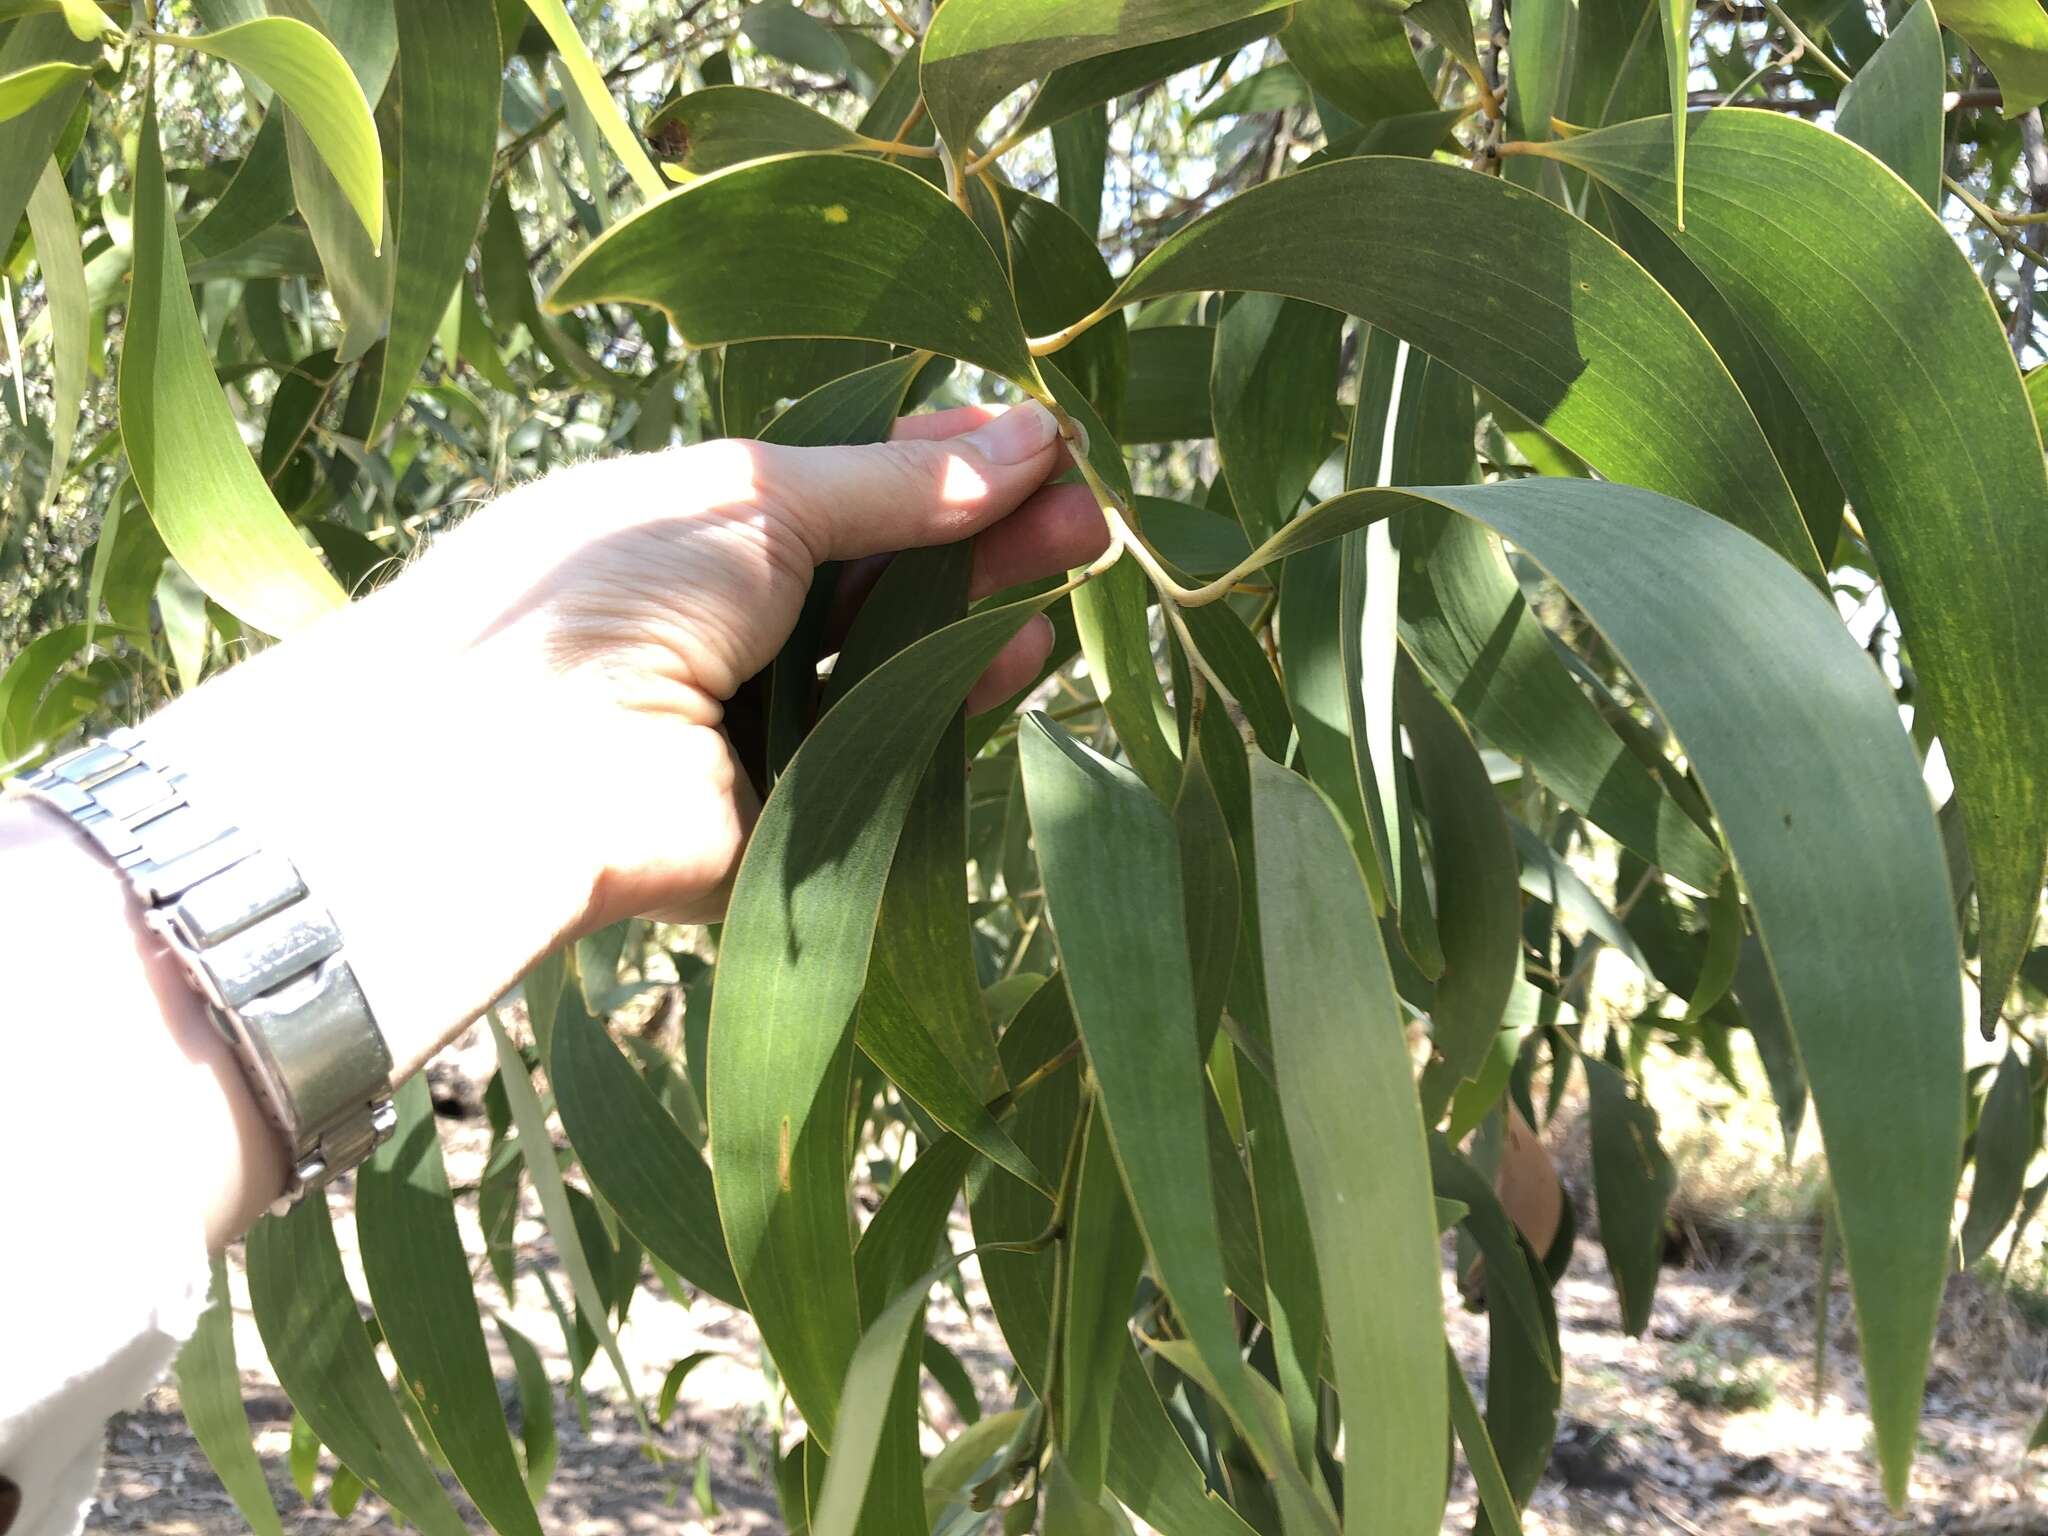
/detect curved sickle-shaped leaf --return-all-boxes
[708,592,1057,1445]
[517,0,663,196]
[1262,474,1960,1504]
[646,84,866,175]
[549,996,746,1307]
[1020,715,1331,1529]
[25,157,84,516]
[1836,0,1942,208]
[1281,0,1439,124]
[967,978,1261,1536]
[1960,1044,2032,1266]
[1400,507,1726,893]
[813,1246,981,1536]
[487,1013,650,1434]
[1938,0,2048,117]
[1107,157,1819,575]
[1252,756,1449,1536]
[1402,659,1523,1124]
[369,0,500,433]
[1584,1056,1677,1335]
[0,18,93,258]
[920,0,1291,153]
[546,153,1034,382]
[1020,14,1287,133]
[0,59,88,121]
[170,17,383,249]
[175,1256,287,1536]
[1059,1103,1149,1499]
[246,1199,468,1536]
[1538,109,2048,1035]
[124,93,346,637]
[356,1076,545,1536]
[1449,1348,1526,1536]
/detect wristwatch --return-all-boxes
[7,726,396,1209]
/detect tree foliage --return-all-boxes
[8,0,2048,1530]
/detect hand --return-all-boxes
[144,401,1104,1079]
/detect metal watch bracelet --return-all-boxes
[7,726,396,1211]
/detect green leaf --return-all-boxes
[1176,718,1244,1055]
[171,17,384,250]
[0,59,87,121]
[645,85,865,176]
[246,1198,469,1536]
[1937,0,2048,116]
[1279,541,1386,901]
[920,0,1291,152]
[547,154,1035,383]
[122,91,346,637]
[1250,755,1448,1536]
[487,1014,651,1434]
[174,1255,287,1536]
[1051,102,1109,234]
[356,1076,544,1536]
[812,1249,976,1536]
[1732,935,1807,1158]
[1960,1045,2032,1266]
[0,18,93,261]
[709,592,1056,1445]
[1240,474,1961,1502]
[1109,157,1821,575]
[1005,186,1129,428]
[1280,0,1439,126]
[1403,659,1523,1122]
[1680,875,1742,1024]
[24,156,82,516]
[1447,1350,1524,1536]
[741,2,852,78]
[858,959,1049,1192]
[656,1351,716,1427]
[181,113,296,260]
[1584,1056,1676,1336]
[1071,555,1181,798]
[548,992,746,1307]
[494,1319,558,1501]
[1058,1103,1149,1500]
[1017,14,1288,134]
[1539,110,2048,1036]
[1021,715,1321,1517]
[1400,503,1723,895]
[1191,61,1309,122]
[1211,293,1342,544]
[967,983,1259,1536]
[1429,1136,1556,1381]
[1123,326,1215,443]
[518,0,664,196]
[1836,0,1942,208]
[370,0,501,433]
[1657,0,1687,226]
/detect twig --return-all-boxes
[871,0,917,42]
[1758,0,1849,83]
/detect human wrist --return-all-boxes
[142,599,607,1081]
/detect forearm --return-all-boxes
[4,576,610,1248]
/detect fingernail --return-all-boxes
[962,400,1059,466]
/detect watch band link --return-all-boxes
[8,726,395,1209]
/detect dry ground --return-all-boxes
[84,1029,2048,1536]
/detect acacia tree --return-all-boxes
[6,0,2048,1530]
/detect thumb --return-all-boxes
[755,400,1064,562]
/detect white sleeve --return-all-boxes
[0,1081,212,1536]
